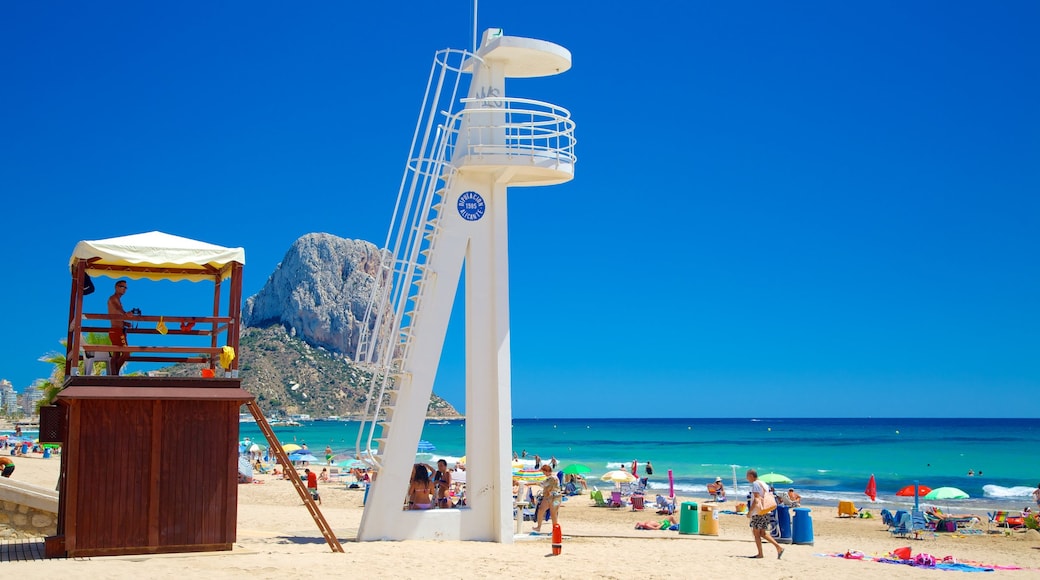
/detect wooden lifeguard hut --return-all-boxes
[44,231,253,557]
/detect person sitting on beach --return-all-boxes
[319,468,329,482]
[707,477,725,501]
[635,514,678,530]
[432,459,453,508]
[408,463,434,510]
[0,457,14,478]
[785,488,801,507]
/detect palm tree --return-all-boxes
[35,333,111,409]
[35,345,66,410]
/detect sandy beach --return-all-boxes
[5,454,1038,578]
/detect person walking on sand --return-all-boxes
[746,469,784,559]
[305,468,321,505]
[532,464,562,533]
[1032,483,1040,509]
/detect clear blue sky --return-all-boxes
[1,2,1037,417]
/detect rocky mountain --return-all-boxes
[243,233,392,358]
[167,232,460,419]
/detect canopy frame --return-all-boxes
[64,232,244,377]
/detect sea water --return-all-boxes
[238,417,1039,512]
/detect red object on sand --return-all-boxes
[551,524,562,555]
[865,474,877,501]
[631,460,638,476]
[895,484,932,497]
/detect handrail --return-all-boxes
[354,49,475,468]
[352,53,576,471]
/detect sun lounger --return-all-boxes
[889,511,911,538]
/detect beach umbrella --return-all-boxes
[513,469,545,482]
[282,443,302,453]
[923,486,969,500]
[895,484,932,497]
[601,470,637,484]
[561,463,591,475]
[758,472,793,485]
[417,440,436,453]
[291,453,319,463]
[458,455,466,465]
[511,460,524,469]
[865,474,877,502]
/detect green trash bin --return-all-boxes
[679,501,699,534]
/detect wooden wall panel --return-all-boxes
[75,399,154,550]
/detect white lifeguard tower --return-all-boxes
[353,28,575,542]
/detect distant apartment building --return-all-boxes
[21,386,43,415]
[0,380,17,415]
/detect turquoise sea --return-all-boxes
[238,417,1039,511]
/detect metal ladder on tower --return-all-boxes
[353,49,471,469]
[244,400,344,552]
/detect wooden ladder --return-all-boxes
[245,400,344,553]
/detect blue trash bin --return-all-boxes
[774,505,792,544]
[792,507,814,545]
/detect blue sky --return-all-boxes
[1,2,1036,417]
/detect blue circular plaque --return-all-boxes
[457,191,486,221]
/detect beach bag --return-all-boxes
[757,489,777,514]
[912,553,936,567]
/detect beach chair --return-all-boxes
[609,490,623,508]
[619,478,647,497]
[910,509,936,540]
[630,493,646,511]
[889,511,911,538]
[655,494,676,515]
[837,500,859,518]
[986,511,1017,532]
[590,489,608,507]
[880,508,895,527]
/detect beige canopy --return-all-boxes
[70,231,245,283]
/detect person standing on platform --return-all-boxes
[107,280,133,375]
